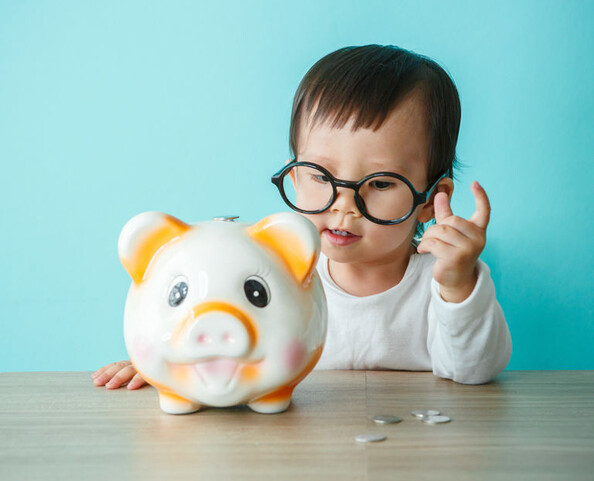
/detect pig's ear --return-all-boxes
[247,212,320,287]
[118,212,191,284]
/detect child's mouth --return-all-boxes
[324,229,361,246]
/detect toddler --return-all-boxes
[93,44,511,389]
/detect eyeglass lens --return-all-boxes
[281,164,415,221]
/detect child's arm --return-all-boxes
[92,360,147,390]
[418,181,512,383]
[426,259,512,384]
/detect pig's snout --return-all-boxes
[186,313,250,358]
[176,301,258,360]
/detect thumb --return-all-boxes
[434,192,453,224]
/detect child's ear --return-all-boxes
[417,177,454,223]
[247,212,320,287]
[118,212,191,284]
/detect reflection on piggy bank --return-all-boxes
[119,211,327,415]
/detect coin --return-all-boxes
[355,434,387,443]
[411,409,440,418]
[372,415,402,425]
[422,415,451,424]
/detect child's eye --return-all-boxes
[369,180,395,190]
[311,174,330,184]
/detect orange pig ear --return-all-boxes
[118,212,191,284]
[247,212,321,287]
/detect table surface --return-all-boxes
[1,370,593,481]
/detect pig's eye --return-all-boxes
[244,276,270,308]
[168,281,188,307]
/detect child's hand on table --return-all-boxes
[417,181,490,303]
[92,360,147,390]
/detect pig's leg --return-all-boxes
[247,386,294,414]
[158,391,202,414]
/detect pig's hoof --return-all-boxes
[247,397,292,414]
[158,392,201,415]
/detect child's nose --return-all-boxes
[330,187,362,217]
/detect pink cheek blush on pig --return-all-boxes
[284,339,307,372]
[130,336,153,364]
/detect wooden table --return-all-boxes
[1,370,593,480]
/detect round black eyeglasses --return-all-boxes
[271,160,448,225]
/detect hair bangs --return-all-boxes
[290,45,430,157]
[304,69,401,134]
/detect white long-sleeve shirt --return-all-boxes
[314,251,512,384]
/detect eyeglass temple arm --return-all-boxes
[421,172,449,200]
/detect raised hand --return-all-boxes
[417,181,490,303]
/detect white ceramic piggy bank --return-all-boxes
[119,211,327,415]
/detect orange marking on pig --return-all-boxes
[123,216,190,285]
[239,361,262,383]
[247,220,317,286]
[171,364,192,384]
[171,301,259,348]
[159,391,195,405]
[129,359,194,404]
[249,344,324,404]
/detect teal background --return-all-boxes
[1,0,592,372]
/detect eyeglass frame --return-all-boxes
[271,159,449,226]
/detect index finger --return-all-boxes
[468,181,491,229]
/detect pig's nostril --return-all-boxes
[223,332,235,344]
[197,334,211,345]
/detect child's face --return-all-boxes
[294,90,435,267]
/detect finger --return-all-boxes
[92,361,125,379]
[92,364,110,379]
[105,365,137,390]
[434,192,454,224]
[421,223,474,250]
[417,235,456,256]
[94,361,130,386]
[437,215,485,243]
[127,373,148,390]
[93,363,123,386]
[468,181,491,229]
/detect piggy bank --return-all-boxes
[119,211,327,415]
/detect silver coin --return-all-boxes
[422,415,451,424]
[355,433,387,443]
[411,409,441,418]
[372,415,402,425]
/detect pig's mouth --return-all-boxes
[193,358,240,393]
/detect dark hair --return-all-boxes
[289,44,461,238]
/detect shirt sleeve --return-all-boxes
[426,259,512,384]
